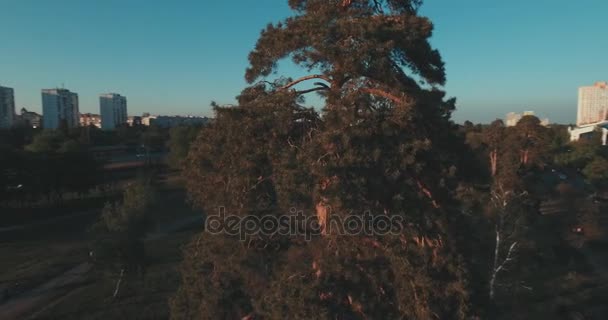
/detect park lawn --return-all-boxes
[33,229,196,320]
[29,172,202,319]
[0,240,88,297]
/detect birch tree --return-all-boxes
[488,185,529,300]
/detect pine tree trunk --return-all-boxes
[490,150,498,177]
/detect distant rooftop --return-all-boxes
[42,88,77,94]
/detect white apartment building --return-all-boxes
[42,88,80,129]
[100,93,127,130]
[0,86,15,129]
[505,111,548,127]
[577,82,608,126]
[569,125,608,146]
[505,112,522,127]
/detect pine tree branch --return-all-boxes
[280,75,332,90]
[360,87,412,106]
[296,86,329,95]
[415,179,440,209]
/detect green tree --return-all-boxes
[484,119,506,177]
[167,125,201,170]
[90,178,155,298]
[511,115,549,167]
[486,187,531,301]
[583,157,608,188]
[141,125,166,151]
[172,1,474,319]
[554,133,603,170]
[25,130,65,153]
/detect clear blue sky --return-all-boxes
[1,0,607,124]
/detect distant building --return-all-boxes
[42,88,79,129]
[80,113,102,128]
[505,111,549,127]
[16,108,42,128]
[540,118,550,127]
[0,86,15,129]
[505,112,522,127]
[577,82,608,126]
[127,116,142,126]
[100,93,127,130]
[142,115,210,128]
[569,124,608,146]
[569,82,608,145]
[142,115,157,126]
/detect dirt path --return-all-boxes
[0,214,203,320]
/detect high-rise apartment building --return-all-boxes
[42,88,79,129]
[100,93,127,130]
[577,82,608,126]
[0,86,15,129]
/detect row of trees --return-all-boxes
[0,122,183,206]
[463,117,608,189]
[0,130,102,205]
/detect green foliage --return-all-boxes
[0,130,102,204]
[90,178,155,277]
[99,179,155,236]
[170,233,261,319]
[141,125,167,151]
[546,125,570,151]
[512,115,550,168]
[555,138,603,169]
[582,157,608,187]
[58,139,84,153]
[25,129,65,153]
[167,126,201,170]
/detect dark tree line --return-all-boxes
[0,122,178,206]
[0,129,102,205]
[458,115,608,317]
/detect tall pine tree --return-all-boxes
[171,1,474,318]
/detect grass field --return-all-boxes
[0,240,88,300]
[32,230,198,320]
[0,171,203,319]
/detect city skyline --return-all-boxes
[0,82,602,126]
[1,0,608,123]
